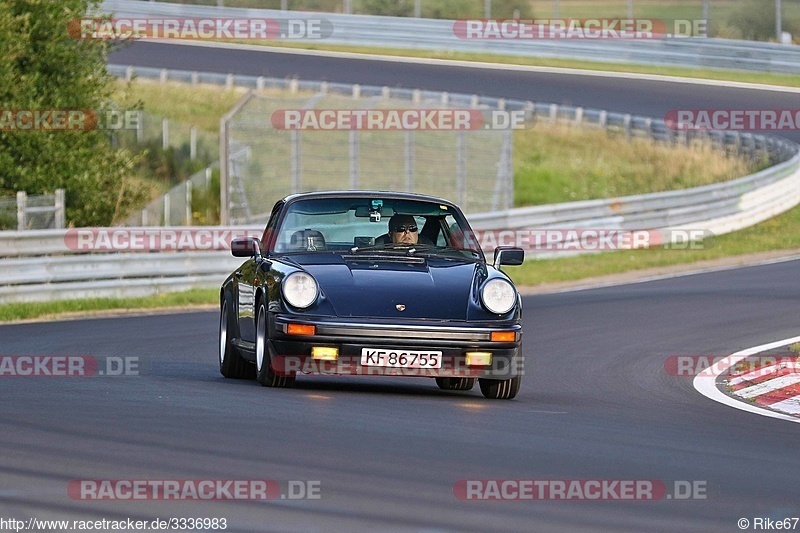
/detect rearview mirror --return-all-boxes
[493,246,524,269]
[231,237,261,258]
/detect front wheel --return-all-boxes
[219,299,255,379]
[478,375,521,400]
[255,301,295,388]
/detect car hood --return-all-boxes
[284,253,480,320]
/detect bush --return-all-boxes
[723,0,776,41]
[0,1,146,226]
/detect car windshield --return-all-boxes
[269,197,483,260]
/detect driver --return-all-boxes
[388,214,419,244]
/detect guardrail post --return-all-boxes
[125,65,134,82]
[320,81,328,94]
[164,194,170,226]
[54,189,65,229]
[412,90,421,105]
[352,84,361,99]
[381,87,390,99]
[206,167,213,221]
[549,104,558,124]
[349,130,359,189]
[471,95,479,108]
[644,117,652,140]
[256,76,265,91]
[599,110,607,128]
[159,69,168,84]
[225,74,234,91]
[136,111,143,144]
[162,118,169,150]
[16,191,26,231]
[441,92,449,105]
[456,130,466,209]
[289,79,298,94]
[575,107,584,126]
[414,0,420,17]
[190,126,197,160]
[523,101,535,124]
[291,130,301,194]
[185,181,193,225]
[624,114,632,139]
[405,130,415,192]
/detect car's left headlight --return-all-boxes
[480,278,516,315]
[282,272,318,309]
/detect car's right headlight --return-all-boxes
[282,272,318,309]
[480,278,516,315]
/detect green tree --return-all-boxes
[0,0,146,226]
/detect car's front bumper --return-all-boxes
[267,315,523,379]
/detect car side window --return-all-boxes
[261,201,284,252]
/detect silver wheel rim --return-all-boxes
[219,302,227,365]
[256,305,266,372]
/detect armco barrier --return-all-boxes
[0,140,798,303]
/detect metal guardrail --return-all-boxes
[101,0,800,74]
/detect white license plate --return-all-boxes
[360,348,442,369]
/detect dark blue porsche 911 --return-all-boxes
[219,191,525,399]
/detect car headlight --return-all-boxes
[480,278,516,315]
[282,272,318,309]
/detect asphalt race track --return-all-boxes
[1,43,799,532]
[2,259,800,531]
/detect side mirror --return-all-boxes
[231,237,262,258]
[493,246,524,269]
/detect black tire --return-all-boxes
[435,377,476,391]
[219,299,255,379]
[255,300,295,388]
[478,375,521,400]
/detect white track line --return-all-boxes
[693,335,800,423]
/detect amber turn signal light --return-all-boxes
[287,323,316,336]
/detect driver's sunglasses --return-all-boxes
[393,225,418,233]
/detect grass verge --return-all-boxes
[506,201,800,287]
[0,289,218,323]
